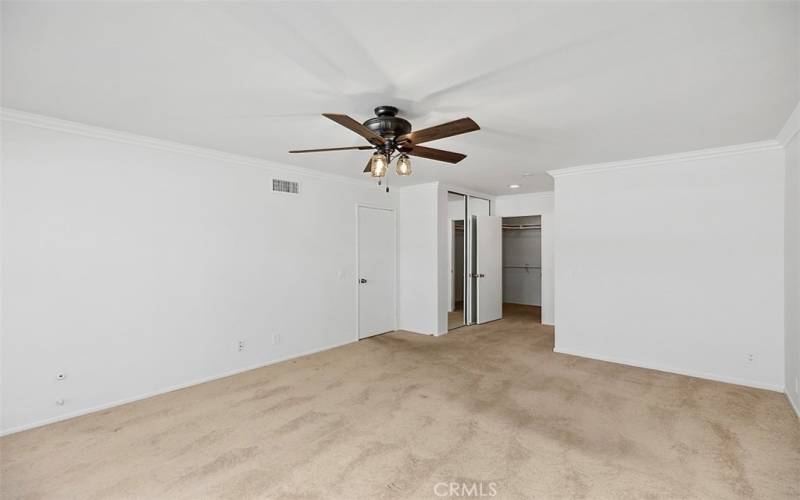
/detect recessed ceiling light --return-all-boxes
[508,184,520,189]
[522,173,534,177]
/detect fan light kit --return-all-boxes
[395,154,412,176]
[289,106,479,192]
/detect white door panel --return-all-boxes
[358,207,396,339]
[476,215,502,324]
[466,197,491,324]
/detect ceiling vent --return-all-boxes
[272,179,300,195]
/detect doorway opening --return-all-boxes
[502,216,542,324]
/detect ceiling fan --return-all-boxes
[289,106,479,183]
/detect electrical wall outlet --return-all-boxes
[747,353,754,362]
[272,334,281,345]
[238,340,246,352]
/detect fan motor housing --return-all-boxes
[363,105,411,140]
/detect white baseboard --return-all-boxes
[787,391,800,419]
[1,339,355,437]
[553,346,785,392]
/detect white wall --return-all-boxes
[550,144,785,391]
[781,102,800,415]
[0,112,396,434]
[397,182,440,335]
[494,193,555,325]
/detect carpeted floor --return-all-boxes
[447,304,465,330]
[2,304,799,499]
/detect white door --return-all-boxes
[476,215,503,324]
[358,206,396,339]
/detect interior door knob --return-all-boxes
[478,273,485,278]
[360,278,367,284]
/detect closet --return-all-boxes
[448,192,466,330]
[502,216,542,313]
[447,192,495,329]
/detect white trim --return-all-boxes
[355,204,397,340]
[547,140,781,178]
[787,392,800,420]
[777,100,800,147]
[553,346,785,393]
[0,107,375,188]
[0,338,355,437]
[6,107,795,187]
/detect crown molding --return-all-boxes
[777,100,800,147]
[547,140,782,178]
[0,107,377,188]
[7,106,795,188]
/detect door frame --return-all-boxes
[355,204,397,340]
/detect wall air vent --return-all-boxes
[272,179,300,194]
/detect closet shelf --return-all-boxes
[502,224,541,230]
[503,224,542,231]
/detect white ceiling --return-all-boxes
[3,2,798,194]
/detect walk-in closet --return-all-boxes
[502,216,542,322]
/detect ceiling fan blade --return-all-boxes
[405,145,466,164]
[363,158,372,173]
[398,117,479,145]
[322,113,385,145]
[289,145,374,153]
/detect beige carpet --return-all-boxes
[447,305,465,330]
[2,304,799,499]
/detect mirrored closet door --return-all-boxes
[447,192,466,330]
